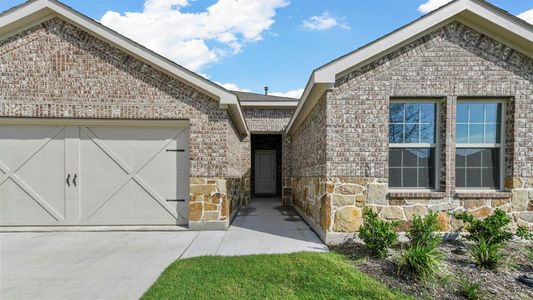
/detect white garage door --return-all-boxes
[0,123,189,226]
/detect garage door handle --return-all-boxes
[66,174,71,187]
[73,174,77,187]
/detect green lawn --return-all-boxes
[142,252,413,300]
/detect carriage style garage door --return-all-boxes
[0,122,189,226]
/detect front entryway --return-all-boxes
[251,134,281,196]
[0,122,189,226]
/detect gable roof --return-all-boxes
[233,91,299,108]
[0,0,248,137]
[285,0,533,135]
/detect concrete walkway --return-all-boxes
[181,197,328,258]
[0,198,326,300]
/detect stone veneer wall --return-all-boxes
[289,22,533,244]
[242,107,295,204]
[0,18,249,229]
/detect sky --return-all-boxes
[1,0,531,98]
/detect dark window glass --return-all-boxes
[403,168,418,187]
[388,148,435,188]
[389,168,402,187]
[389,149,402,167]
[455,148,500,189]
[455,167,466,187]
[456,149,466,167]
[466,149,482,167]
[467,169,482,187]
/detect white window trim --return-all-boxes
[388,99,441,191]
[455,99,506,191]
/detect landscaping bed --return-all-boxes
[334,240,533,300]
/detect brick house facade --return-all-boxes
[1,0,532,242]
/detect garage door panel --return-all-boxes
[16,133,66,218]
[0,126,66,225]
[85,127,182,172]
[0,178,61,225]
[84,179,177,225]
[0,126,64,170]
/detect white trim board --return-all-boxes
[285,0,533,135]
[0,0,248,137]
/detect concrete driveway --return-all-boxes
[1,198,326,300]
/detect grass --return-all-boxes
[142,252,413,300]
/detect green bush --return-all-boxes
[454,208,512,244]
[454,208,512,270]
[397,244,442,279]
[468,236,506,269]
[398,212,443,279]
[407,211,442,249]
[358,208,399,258]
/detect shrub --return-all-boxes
[398,212,443,279]
[454,208,512,269]
[468,236,506,269]
[397,244,442,279]
[454,208,512,245]
[459,279,482,300]
[358,208,399,258]
[407,211,442,249]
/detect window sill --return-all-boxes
[388,191,446,199]
[454,191,511,199]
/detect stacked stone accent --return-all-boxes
[291,176,533,243]
[189,177,250,230]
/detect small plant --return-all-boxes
[459,279,482,300]
[454,208,512,270]
[454,208,512,244]
[468,236,506,269]
[358,208,399,258]
[397,212,443,279]
[397,244,442,279]
[407,211,442,248]
[516,225,533,265]
[517,225,533,241]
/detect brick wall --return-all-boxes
[290,94,328,177]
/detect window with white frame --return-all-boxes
[455,101,504,189]
[388,101,438,189]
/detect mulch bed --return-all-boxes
[333,240,533,299]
